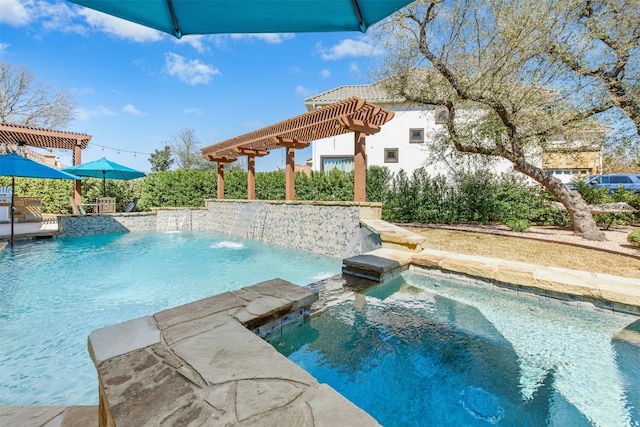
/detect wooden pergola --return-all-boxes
[0,123,92,201]
[201,97,394,201]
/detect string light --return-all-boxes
[91,143,152,157]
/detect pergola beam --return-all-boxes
[201,97,395,202]
[0,123,92,203]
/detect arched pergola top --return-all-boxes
[0,123,92,150]
[201,97,394,161]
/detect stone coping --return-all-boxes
[87,278,380,427]
[205,198,382,208]
[343,246,640,315]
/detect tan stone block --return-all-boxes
[534,268,600,298]
[494,266,537,287]
[412,252,447,268]
[440,258,496,280]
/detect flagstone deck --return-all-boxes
[87,278,379,427]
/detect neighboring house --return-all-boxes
[542,129,607,183]
[305,81,605,183]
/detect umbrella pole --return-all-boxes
[103,173,106,197]
[10,176,15,246]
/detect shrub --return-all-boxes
[628,229,640,247]
[505,218,532,232]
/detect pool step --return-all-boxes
[342,248,414,281]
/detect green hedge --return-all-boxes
[2,167,638,227]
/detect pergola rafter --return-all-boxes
[0,123,92,202]
[201,97,394,201]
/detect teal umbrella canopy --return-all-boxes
[0,152,82,180]
[62,157,146,196]
[65,0,413,38]
[0,152,82,245]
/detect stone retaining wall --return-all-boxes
[59,212,156,237]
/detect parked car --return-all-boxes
[571,173,640,193]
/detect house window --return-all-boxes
[435,107,449,124]
[409,128,424,143]
[321,156,354,172]
[384,148,398,163]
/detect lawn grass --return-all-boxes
[405,227,640,279]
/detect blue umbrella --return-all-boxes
[0,152,82,245]
[63,157,146,196]
[66,0,413,38]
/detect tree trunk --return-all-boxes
[513,162,607,241]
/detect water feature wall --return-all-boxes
[57,201,382,258]
[196,200,382,258]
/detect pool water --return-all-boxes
[268,272,640,427]
[0,231,341,405]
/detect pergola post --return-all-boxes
[354,131,367,202]
[217,162,225,200]
[247,155,255,200]
[285,147,295,201]
[73,141,83,203]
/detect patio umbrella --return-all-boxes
[62,157,146,196]
[0,152,82,245]
[65,0,413,38]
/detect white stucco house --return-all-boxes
[305,81,605,183]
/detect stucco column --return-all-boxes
[354,131,366,202]
[73,141,82,203]
[247,155,255,200]
[285,147,295,201]
[217,162,225,200]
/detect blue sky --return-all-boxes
[0,0,387,172]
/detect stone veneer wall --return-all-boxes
[57,201,382,258]
[198,200,382,258]
[59,212,157,237]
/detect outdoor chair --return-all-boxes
[70,197,97,216]
[96,197,116,213]
[124,198,139,213]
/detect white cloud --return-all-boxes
[76,105,118,120]
[295,85,315,97]
[78,8,163,42]
[319,69,331,79]
[164,52,220,85]
[349,62,360,73]
[0,0,31,25]
[122,104,146,116]
[230,33,295,44]
[184,107,202,115]
[37,0,87,34]
[316,37,384,60]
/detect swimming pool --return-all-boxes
[0,231,341,405]
[268,271,640,427]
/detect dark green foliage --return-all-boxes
[0,176,76,213]
[295,169,354,201]
[505,219,533,232]
[139,170,218,209]
[5,166,637,227]
[366,166,392,202]
[379,168,593,227]
[148,145,173,172]
[255,171,286,200]
[571,181,640,227]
